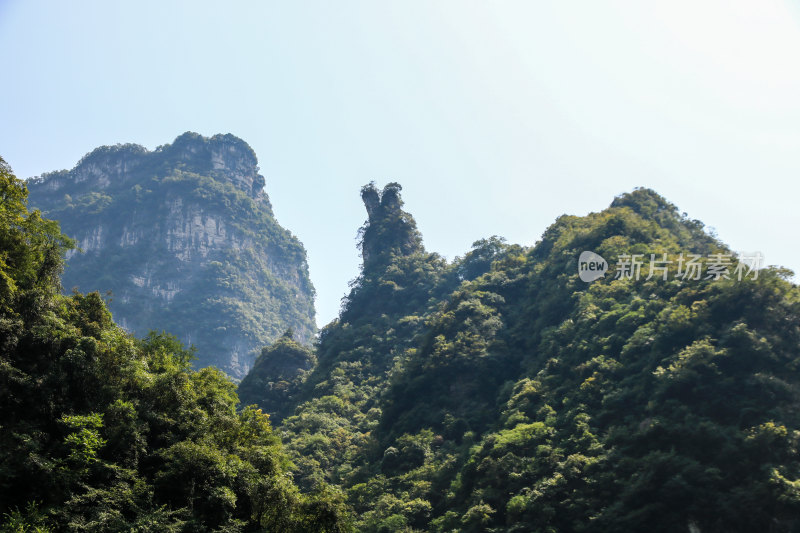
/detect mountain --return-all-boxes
[0,158,349,531]
[26,132,315,378]
[8,148,800,533]
[244,184,800,532]
[237,330,317,423]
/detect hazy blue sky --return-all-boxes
[2,1,799,325]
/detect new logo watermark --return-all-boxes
[578,251,764,283]
[578,251,608,282]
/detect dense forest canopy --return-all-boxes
[3,152,800,532]
[0,158,349,532]
[253,183,800,532]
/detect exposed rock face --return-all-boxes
[27,132,315,378]
[358,182,423,268]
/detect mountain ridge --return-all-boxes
[27,132,315,378]
[29,132,268,204]
[244,183,800,532]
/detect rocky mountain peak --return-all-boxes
[26,133,314,378]
[358,181,423,268]
[165,132,266,198]
[30,132,267,202]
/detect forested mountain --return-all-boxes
[26,132,315,378]
[5,145,800,533]
[244,183,800,532]
[0,159,349,531]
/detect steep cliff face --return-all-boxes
[27,132,315,378]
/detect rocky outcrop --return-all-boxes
[27,132,315,379]
[358,182,423,267]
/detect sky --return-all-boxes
[1,1,799,326]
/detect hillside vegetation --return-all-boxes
[0,158,349,532]
[254,182,800,532]
[4,157,799,532]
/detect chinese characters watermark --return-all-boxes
[579,251,764,283]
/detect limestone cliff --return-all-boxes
[27,132,315,378]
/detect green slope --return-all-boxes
[245,184,800,532]
[0,158,349,532]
